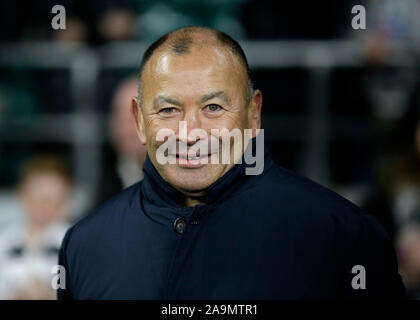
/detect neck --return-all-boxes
[184,195,206,207]
[27,220,49,233]
[177,188,207,207]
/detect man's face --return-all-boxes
[132,45,261,196]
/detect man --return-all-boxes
[58,26,406,299]
[96,76,147,205]
[109,76,147,189]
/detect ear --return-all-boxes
[131,97,147,145]
[248,89,262,138]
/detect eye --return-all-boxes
[159,107,180,117]
[204,104,222,112]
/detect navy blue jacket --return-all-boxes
[57,151,406,299]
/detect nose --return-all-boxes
[177,109,203,144]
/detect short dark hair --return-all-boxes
[18,154,72,187]
[137,26,253,107]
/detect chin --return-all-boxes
[163,164,225,193]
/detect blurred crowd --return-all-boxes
[0,73,146,299]
[0,0,357,44]
[1,0,420,299]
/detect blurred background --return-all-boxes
[0,0,420,299]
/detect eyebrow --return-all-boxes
[199,91,230,105]
[153,95,184,110]
[152,90,231,110]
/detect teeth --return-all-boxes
[171,154,212,160]
[176,155,207,159]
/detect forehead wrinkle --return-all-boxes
[143,45,247,108]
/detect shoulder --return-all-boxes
[249,162,389,240]
[256,163,403,289]
[61,182,142,252]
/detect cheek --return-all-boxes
[144,117,178,146]
[204,112,248,132]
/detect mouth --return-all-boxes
[171,153,214,168]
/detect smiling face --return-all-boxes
[132,35,261,200]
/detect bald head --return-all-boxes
[137,26,253,107]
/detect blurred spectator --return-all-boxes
[0,155,72,299]
[397,211,420,298]
[361,0,420,64]
[135,0,246,41]
[364,83,420,298]
[0,0,139,44]
[97,8,136,42]
[53,16,88,43]
[240,0,353,40]
[96,76,147,205]
[85,0,138,44]
[365,83,420,230]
